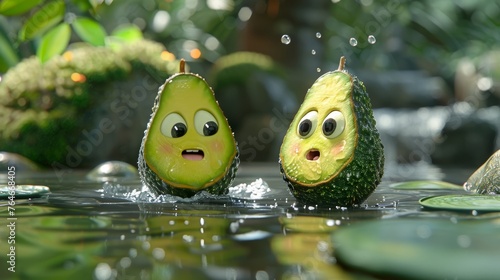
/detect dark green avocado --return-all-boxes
[138,60,239,198]
[279,57,384,206]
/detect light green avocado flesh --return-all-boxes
[141,73,237,193]
[280,72,356,185]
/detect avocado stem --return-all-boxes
[338,56,346,71]
[338,56,345,71]
[180,59,186,73]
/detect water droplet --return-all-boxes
[416,225,432,239]
[368,35,376,44]
[316,67,321,72]
[119,257,132,268]
[182,234,194,243]
[94,263,112,280]
[281,34,291,45]
[152,248,165,260]
[311,49,316,55]
[129,248,137,258]
[457,235,471,248]
[316,32,322,38]
[317,241,329,252]
[230,221,239,233]
[349,37,358,46]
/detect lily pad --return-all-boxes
[0,185,50,199]
[332,219,500,279]
[390,180,462,190]
[420,194,500,211]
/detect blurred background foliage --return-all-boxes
[1,0,499,79]
[0,0,499,168]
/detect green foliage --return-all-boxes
[0,0,43,16]
[37,22,71,63]
[72,17,107,46]
[106,25,143,50]
[0,0,135,70]
[0,39,178,166]
[0,29,18,72]
[18,0,65,41]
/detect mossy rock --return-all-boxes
[0,40,179,168]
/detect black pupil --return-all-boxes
[323,118,337,136]
[171,123,187,138]
[299,120,312,136]
[203,121,218,136]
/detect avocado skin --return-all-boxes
[138,146,239,198]
[280,74,384,207]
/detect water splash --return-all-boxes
[368,35,376,44]
[228,178,271,199]
[100,182,228,203]
[349,37,358,46]
[281,35,291,45]
[311,49,316,55]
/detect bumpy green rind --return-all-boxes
[280,74,384,206]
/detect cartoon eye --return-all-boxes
[161,113,187,138]
[194,110,219,136]
[297,111,318,138]
[322,111,345,138]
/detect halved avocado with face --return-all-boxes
[279,57,384,206]
[138,60,239,197]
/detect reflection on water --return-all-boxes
[0,163,484,279]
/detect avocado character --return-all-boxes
[138,59,239,197]
[279,57,384,206]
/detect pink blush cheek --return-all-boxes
[290,143,301,155]
[210,139,225,153]
[155,137,177,155]
[161,143,173,154]
[330,140,346,156]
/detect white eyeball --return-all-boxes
[194,110,218,136]
[161,113,187,138]
[322,111,345,139]
[297,111,318,138]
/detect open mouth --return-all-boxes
[306,149,320,161]
[182,149,205,161]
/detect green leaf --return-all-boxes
[36,23,70,63]
[70,0,93,12]
[19,0,65,41]
[0,0,43,16]
[106,24,143,50]
[111,25,143,42]
[0,35,19,72]
[72,17,106,46]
